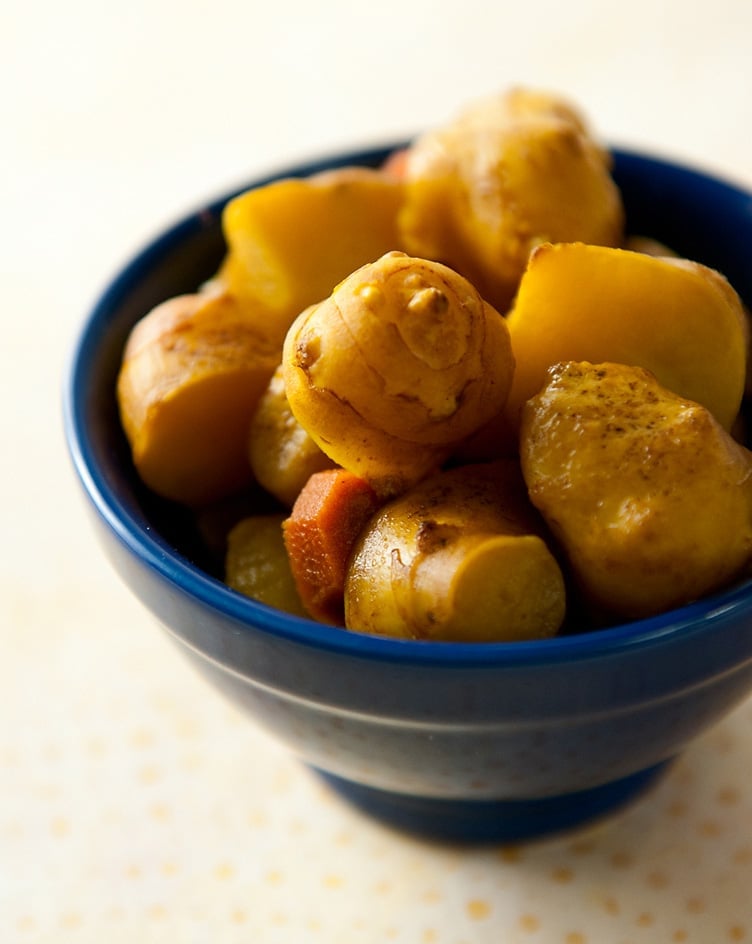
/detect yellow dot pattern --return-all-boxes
[3,594,752,944]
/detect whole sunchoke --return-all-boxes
[282,251,515,496]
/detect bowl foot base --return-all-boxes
[314,762,671,843]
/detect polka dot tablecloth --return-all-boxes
[3,564,752,943]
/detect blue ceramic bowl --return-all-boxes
[64,145,752,842]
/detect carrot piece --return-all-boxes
[382,147,409,179]
[282,469,381,625]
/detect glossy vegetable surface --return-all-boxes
[504,242,748,433]
[283,251,515,497]
[521,361,752,620]
[117,291,277,505]
[346,460,566,641]
[399,88,624,311]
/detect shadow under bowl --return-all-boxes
[64,145,752,842]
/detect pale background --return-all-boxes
[4,0,752,941]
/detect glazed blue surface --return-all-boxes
[64,146,752,841]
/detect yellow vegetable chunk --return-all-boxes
[345,460,566,641]
[117,291,278,506]
[504,242,748,434]
[520,361,752,621]
[248,364,336,508]
[220,167,406,348]
[283,251,516,496]
[399,88,624,312]
[225,514,308,617]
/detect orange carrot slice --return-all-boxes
[382,147,409,179]
[283,469,381,624]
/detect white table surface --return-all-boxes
[4,0,752,940]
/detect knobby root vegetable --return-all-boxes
[248,364,336,507]
[345,460,566,642]
[520,361,752,621]
[226,514,308,617]
[398,87,624,313]
[283,469,382,625]
[117,291,278,506]
[282,251,515,497]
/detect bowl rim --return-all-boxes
[63,143,752,669]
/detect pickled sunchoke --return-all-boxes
[345,461,566,641]
[282,251,515,496]
[226,514,308,617]
[520,362,752,620]
[117,291,278,506]
[248,364,335,507]
[398,88,624,312]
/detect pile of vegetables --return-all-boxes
[116,87,752,642]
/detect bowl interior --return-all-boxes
[65,145,752,665]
